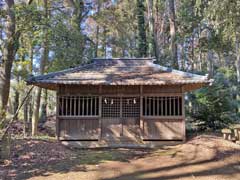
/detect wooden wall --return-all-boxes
[142,119,184,140]
[59,117,100,140]
[57,85,185,142]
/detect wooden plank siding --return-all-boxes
[56,85,186,142]
[59,117,100,140]
[142,119,183,140]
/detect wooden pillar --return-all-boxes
[140,85,144,138]
[181,86,186,142]
[98,85,102,140]
[56,87,60,140]
[120,94,123,136]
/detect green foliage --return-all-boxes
[189,68,239,129]
[1,0,240,134]
[205,0,240,44]
[92,0,138,57]
[177,0,201,36]
[49,19,85,71]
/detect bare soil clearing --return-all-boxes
[1,134,240,180]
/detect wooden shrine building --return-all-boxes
[27,58,212,147]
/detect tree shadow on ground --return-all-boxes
[102,161,240,180]
[102,135,240,180]
[3,139,153,180]
[2,135,240,180]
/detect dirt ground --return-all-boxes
[1,134,240,180]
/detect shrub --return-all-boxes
[188,68,240,130]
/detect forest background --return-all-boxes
[0,0,239,136]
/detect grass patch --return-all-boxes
[75,150,132,164]
[150,148,180,157]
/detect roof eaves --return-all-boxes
[26,62,96,84]
[148,62,209,80]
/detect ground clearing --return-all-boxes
[1,134,240,180]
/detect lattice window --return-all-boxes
[122,97,140,117]
[102,97,120,117]
[143,96,182,116]
[58,96,99,116]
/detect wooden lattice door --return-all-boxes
[101,97,121,141]
[101,96,141,142]
[122,97,141,141]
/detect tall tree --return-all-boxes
[49,0,86,71]
[146,0,154,57]
[236,34,240,83]
[0,0,18,119]
[32,0,49,136]
[136,0,147,57]
[205,0,240,112]
[168,0,178,68]
[95,0,101,57]
[153,0,167,64]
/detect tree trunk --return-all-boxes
[40,89,48,124]
[95,25,99,57]
[207,50,214,78]
[28,97,33,133]
[154,0,167,64]
[147,0,154,57]
[32,0,49,136]
[103,26,107,57]
[95,0,101,58]
[235,33,240,113]
[236,35,240,83]
[207,30,214,78]
[26,43,34,136]
[13,87,19,117]
[71,0,84,32]
[23,100,28,137]
[32,87,41,136]
[168,0,178,69]
[178,42,184,70]
[137,0,147,57]
[0,0,18,119]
